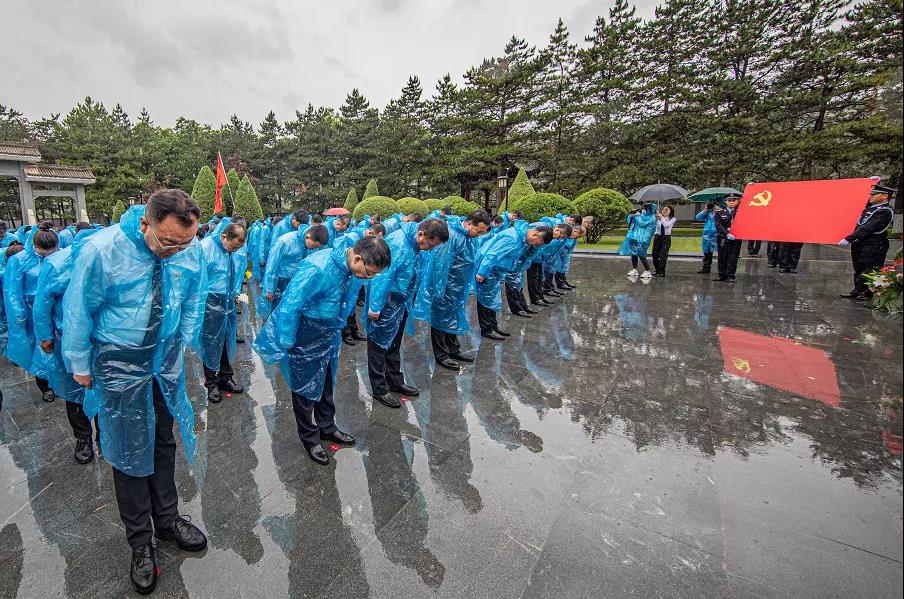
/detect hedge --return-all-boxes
[362,178,379,200]
[572,187,633,243]
[343,187,358,212]
[424,198,446,212]
[352,196,398,220]
[232,175,264,222]
[515,192,574,223]
[449,198,482,216]
[396,197,428,215]
[507,168,536,208]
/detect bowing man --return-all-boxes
[258,223,328,318]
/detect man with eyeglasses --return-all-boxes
[63,189,209,594]
[253,235,392,465]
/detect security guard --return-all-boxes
[839,184,895,299]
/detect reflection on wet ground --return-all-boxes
[1,248,902,598]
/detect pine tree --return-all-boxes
[343,187,358,212]
[537,19,581,190]
[507,168,536,207]
[190,165,217,222]
[112,199,127,222]
[233,175,264,221]
[362,178,379,200]
[335,89,380,198]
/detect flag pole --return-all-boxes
[218,151,237,215]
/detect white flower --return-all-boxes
[236,292,249,304]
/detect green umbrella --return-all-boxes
[689,187,741,203]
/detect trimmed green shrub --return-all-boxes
[424,199,446,212]
[396,197,428,215]
[507,168,536,209]
[573,187,633,243]
[233,175,264,221]
[449,198,482,216]
[190,165,217,222]
[112,199,127,223]
[362,178,379,200]
[352,196,398,221]
[516,192,575,223]
[343,187,358,212]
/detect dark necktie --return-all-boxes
[227,252,234,299]
[142,261,163,348]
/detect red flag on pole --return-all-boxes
[214,152,227,215]
[728,178,876,243]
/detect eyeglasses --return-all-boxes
[148,225,193,251]
[362,263,380,279]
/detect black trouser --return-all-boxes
[35,377,51,394]
[367,311,407,396]
[477,301,498,335]
[342,309,360,339]
[717,237,743,279]
[112,380,178,548]
[651,235,672,274]
[66,401,92,440]
[631,255,651,271]
[554,272,568,286]
[747,240,762,256]
[542,271,556,293]
[767,241,780,266]
[526,263,544,303]
[778,242,803,270]
[851,236,890,296]
[291,362,337,448]
[430,327,461,362]
[505,282,528,313]
[203,343,234,388]
[701,252,713,271]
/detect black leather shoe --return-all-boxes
[712,277,727,282]
[450,353,474,363]
[235,335,246,344]
[778,268,788,273]
[436,358,461,370]
[342,335,356,346]
[321,430,356,446]
[218,378,244,394]
[546,290,564,297]
[512,310,532,318]
[725,277,736,283]
[390,383,419,396]
[130,543,158,595]
[531,301,550,307]
[352,331,368,341]
[74,438,93,464]
[207,386,222,404]
[556,285,570,291]
[840,292,864,299]
[697,269,710,274]
[155,516,207,551]
[306,444,330,465]
[481,331,506,340]
[563,282,576,289]
[524,307,540,314]
[373,393,401,408]
[42,389,56,403]
[767,263,777,268]
[540,296,558,304]
[494,328,511,337]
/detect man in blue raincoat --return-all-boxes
[267,210,308,255]
[365,219,449,408]
[255,216,279,277]
[553,213,583,290]
[258,223,329,318]
[324,214,351,247]
[522,222,572,311]
[695,203,720,274]
[341,223,386,346]
[33,222,97,463]
[199,220,247,404]
[412,210,491,370]
[62,190,208,594]
[253,236,391,465]
[474,221,552,340]
[381,212,422,236]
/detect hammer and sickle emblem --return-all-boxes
[732,358,751,373]
[748,190,772,207]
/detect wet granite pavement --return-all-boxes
[1,245,902,598]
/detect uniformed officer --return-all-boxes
[839,184,895,299]
[713,193,743,282]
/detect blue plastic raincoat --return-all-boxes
[247,220,262,279]
[0,254,8,354]
[199,229,244,372]
[364,221,422,349]
[474,220,531,311]
[258,224,319,318]
[255,221,274,271]
[57,227,74,249]
[32,229,97,403]
[268,214,294,254]
[252,243,360,400]
[1,231,19,248]
[411,217,478,335]
[381,213,405,236]
[3,228,54,376]
[62,206,208,477]
[695,209,718,254]
[617,209,656,256]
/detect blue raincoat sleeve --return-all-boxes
[367,257,396,315]
[32,253,68,343]
[181,248,208,353]
[60,242,105,375]
[3,252,36,371]
[253,262,325,362]
[262,235,288,295]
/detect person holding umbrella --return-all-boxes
[618,204,656,279]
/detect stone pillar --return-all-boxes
[17,175,36,225]
[75,185,89,222]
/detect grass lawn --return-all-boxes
[577,236,702,253]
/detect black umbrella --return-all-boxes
[629,184,689,202]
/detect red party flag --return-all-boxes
[214,152,227,215]
[718,327,841,407]
[729,178,875,243]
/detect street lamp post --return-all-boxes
[497,173,508,214]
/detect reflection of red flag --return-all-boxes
[214,152,227,215]
[729,178,875,243]
[718,327,840,407]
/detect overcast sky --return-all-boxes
[3,0,658,128]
